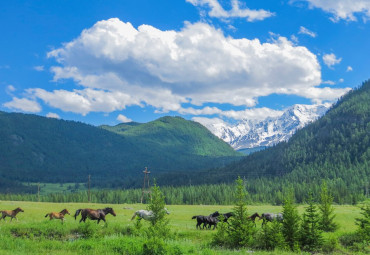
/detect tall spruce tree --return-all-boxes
[318,181,338,232]
[212,176,255,248]
[300,193,323,251]
[282,192,300,251]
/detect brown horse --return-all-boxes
[247,212,261,226]
[45,209,70,224]
[74,207,116,224]
[0,207,24,222]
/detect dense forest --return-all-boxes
[0,114,240,192]
[157,80,370,202]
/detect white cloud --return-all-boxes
[339,78,344,83]
[46,112,60,119]
[34,65,44,71]
[117,114,132,123]
[3,97,41,113]
[322,80,336,85]
[298,26,317,37]
[6,85,16,92]
[347,66,353,72]
[186,0,275,21]
[302,0,370,22]
[182,106,283,121]
[323,53,342,68]
[10,18,347,117]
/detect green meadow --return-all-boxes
[0,200,366,254]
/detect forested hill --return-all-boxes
[0,113,241,192]
[161,80,370,202]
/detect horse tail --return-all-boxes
[45,213,49,218]
[192,216,197,219]
[131,212,137,221]
[74,209,82,220]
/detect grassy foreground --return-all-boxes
[0,200,364,254]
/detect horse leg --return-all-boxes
[97,219,100,224]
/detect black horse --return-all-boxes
[74,207,116,224]
[192,211,219,229]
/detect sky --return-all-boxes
[1,0,369,127]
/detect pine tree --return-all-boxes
[355,204,370,241]
[300,193,323,251]
[212,176,255,248]
[282,192,300,251]
[318,181,338,232]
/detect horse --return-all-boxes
[74,207,116,224]
[247,212,261,226]
[192,211,219,230]
[204,215,219,230]
[131,208,170,221]
[260,213,283,226]
[45,209,70,224]
[0,207,24,222]
[221,212,234,222]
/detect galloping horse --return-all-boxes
[0,207,24,222]
[261,213,283,226]
[74,207,116,224]
[192,211,219,230]
[247,212,261,226]
[45,209,70,224]
[131,208,170,221]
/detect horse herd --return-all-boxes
[0,207,284,229]
[191,211,283,230]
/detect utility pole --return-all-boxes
[37,183,40,202]
[88,174,91,203]
[140,167,151,204]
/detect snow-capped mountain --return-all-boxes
[197,104,330,150]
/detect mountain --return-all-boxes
[198,104,330,151]
[0,113,241,192]
[163,80,370,203]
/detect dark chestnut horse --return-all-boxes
[74,207,116,224]
[45,209,70,224]
[0,207,24,222]
[247,212,261,226]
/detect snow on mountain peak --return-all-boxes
[195,104,330,150]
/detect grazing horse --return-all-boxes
[247,212,261,226]
[261,213,283,226]
[74,207,116,224]
[131,208,170,221]
[45,209,70,224]
[0,207,24,222]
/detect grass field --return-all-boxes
[0,200,366,254]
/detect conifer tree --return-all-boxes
[318,181,338,232]
[282,192,300,251]
[300,193,323,251]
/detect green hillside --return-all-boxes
[0,113,241,192]
[164,80,370,203]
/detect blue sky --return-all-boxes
[1,0,369,126]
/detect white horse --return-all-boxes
[131,208,170,221]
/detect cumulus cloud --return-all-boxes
[117,114,132,123]
[323,53,342,68]
[347,66,353,72]
[12,18,348,117]
[302,0,370,22]
[186,0,274,21]
[46,112,60,119]
[298,26,317,37]
[3,97,41,113]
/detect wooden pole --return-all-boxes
[141,167,151,203]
